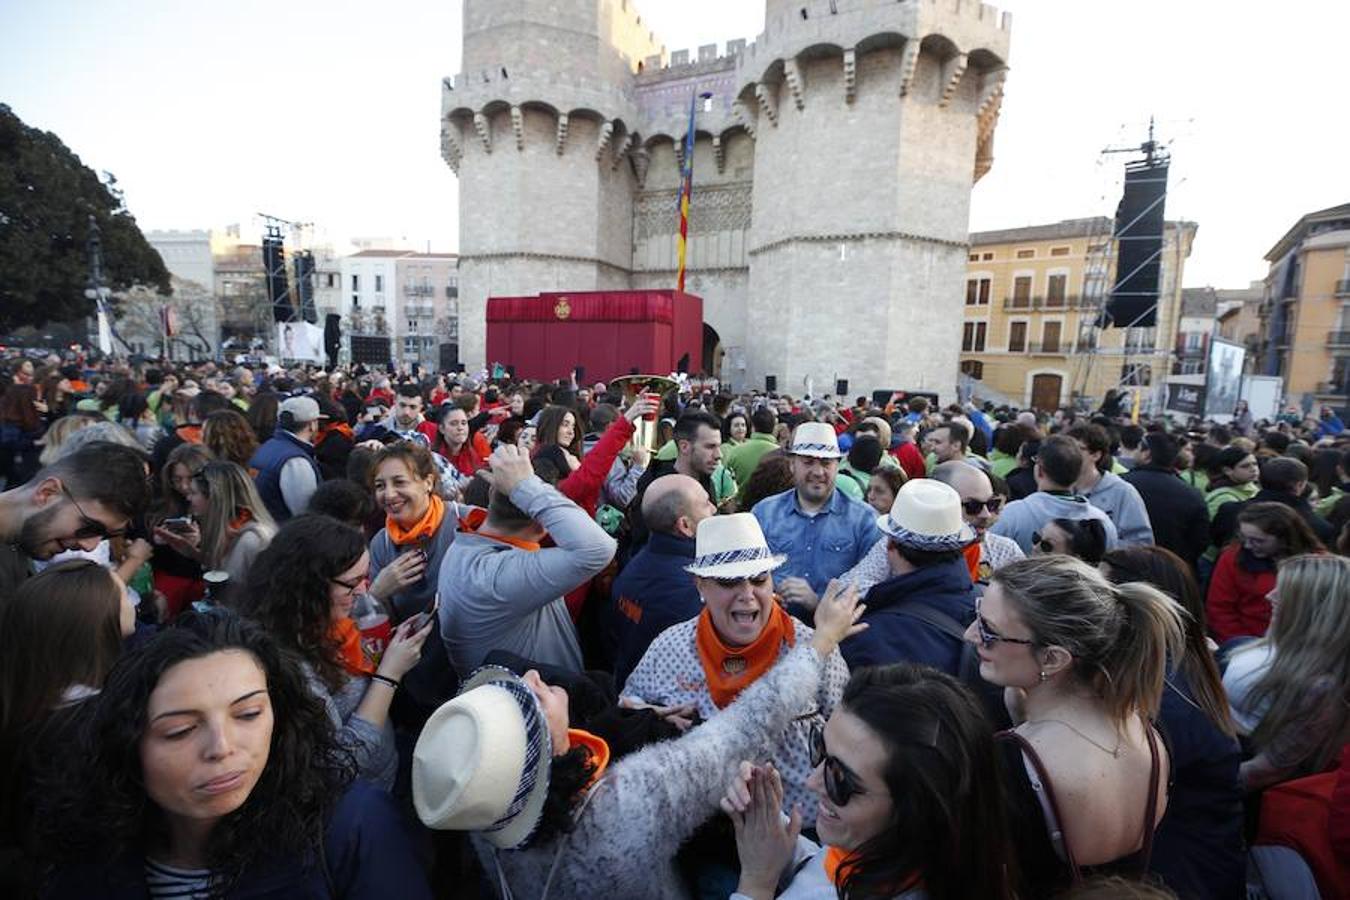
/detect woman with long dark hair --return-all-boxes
[722,664,1016,900]
[37,611,431,898]
[1100,546,1244,899]
[240,516,433,789]
[0,560,134,895]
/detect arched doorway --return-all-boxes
[702,323,723,380]
[1030,373,1063,411]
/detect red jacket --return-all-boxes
[1205,545,1276,643]
[891,441,927,481]
[557,417,635,518]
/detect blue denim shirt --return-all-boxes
[752,487,881,595]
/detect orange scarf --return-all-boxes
[695,604,795,709]
[457,507,542,552]
[567,729,611,789]
[330,617,375,676]
[318,421,354,445]
[228,508,253,532]
[385,493,445,546]
[963,540,982,582]
[822,846,920,893]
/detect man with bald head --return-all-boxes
[607,474,717,684]
[840,461,1024,596]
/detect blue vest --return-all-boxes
[249,428,321,522]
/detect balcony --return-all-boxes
[1337,279,1350,298]
[1024,342,1065,355]
[1328,332,1350,349]
[404,284,436,298]
[405,303,435,319]
[1002,294,1090,312]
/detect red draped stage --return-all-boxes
[486,290,703,382]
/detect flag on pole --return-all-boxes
[675,91,699,293]
[160,305,177,338]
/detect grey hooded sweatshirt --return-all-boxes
[990,490,1119,555]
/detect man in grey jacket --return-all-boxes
[990,434,1119,554]
[438,443,616,677]
[1068,423,1155,545]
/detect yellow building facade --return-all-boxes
[959,217,1196,411]
[1256,203,1350,405]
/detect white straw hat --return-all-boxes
[412,666,554,849]
[876,479,977,551]
[684,513,787,579]
[788,421,844,459]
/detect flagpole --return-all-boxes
[676,91,713,293]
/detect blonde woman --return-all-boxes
[965,555,1185,895]
[154,460,275,601]
[1223,554,1350,791]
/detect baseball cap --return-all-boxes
[279,395,326,423]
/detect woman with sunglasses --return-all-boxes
[964,555,1185,896]
[1030,516,1108,565]
[239,516,434,790]
[621,514,851,832]
[721,664,1016,900]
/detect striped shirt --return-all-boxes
[144,858,212,899]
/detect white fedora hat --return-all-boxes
[684,513,787,579]
[788,421,844,459]
[412,666,554,849]
[877,479,977,551]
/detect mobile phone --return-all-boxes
[162,516,194,533]
[407,595,440,631]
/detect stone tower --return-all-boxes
[442,0,1011,401]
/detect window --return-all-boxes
[351,274,359,292]
[1077,321,1097,351]
[962,322,987,351]
[1185,332,1203,350]
[351,294,360,308]
[1125,326,1156,352]
[1016,249,1035,259]
[982,252,994,261]
[1042,321,1062,353]
[375,274,384,293]
[965,278,989,305]
[960,360,984,379]
[408,319,419,332]
[1046,273,1067,307]
[1120,364,1152,386]
[1011,276,1032,307]
[325,273,335,288]
[1008,321,1027,352]
[968,253,980,262]
[1050,246,1070,257]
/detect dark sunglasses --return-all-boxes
[712,572,772,589]
[973,596,1036,650]
[810,723,866,807]
[63,486,125,541]
[1030,531,1055,553]
[962,496,1003,515]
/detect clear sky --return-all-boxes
[2,1,1345,287]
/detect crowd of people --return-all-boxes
[0,349,1348,900]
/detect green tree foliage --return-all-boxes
[0,103,170,330]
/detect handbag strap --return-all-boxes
[492,777,609,900]
[998,729,1083,883]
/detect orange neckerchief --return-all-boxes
[567,729,611,789]
[318,421,354,445]
[330,617,375,676]
[457,506,542,552]
[823,847,920,893]
[228,508,254,532]
[385,493,445,546]
[178,424,203,444]
[695,604,795,709]
[963,541,982,582]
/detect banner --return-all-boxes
[277,321,324,362]
[1165,382,1205,417]
[1203,339,1246,420]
